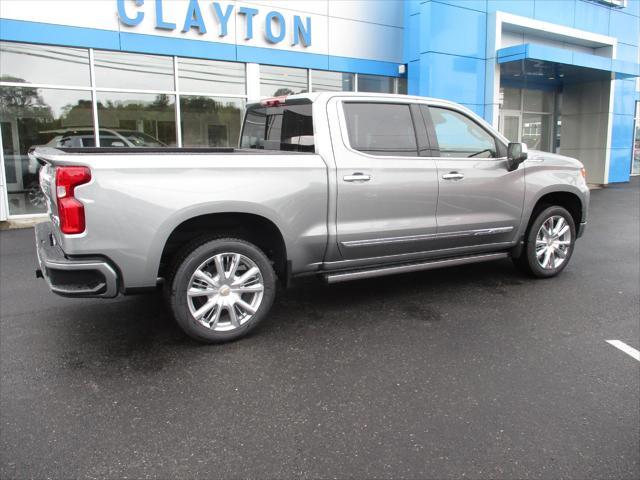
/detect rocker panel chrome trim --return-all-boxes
[340,226,514,248]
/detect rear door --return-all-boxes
[331,99,439,261]
[423,105,525,250]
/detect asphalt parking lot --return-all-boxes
[1,179,639,479]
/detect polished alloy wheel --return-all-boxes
[535,215,572,270]
[187,252,264,331]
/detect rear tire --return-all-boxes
[165,238,276,343]
[513,205,576,278]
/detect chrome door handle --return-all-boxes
[442,172,464,180]
[343,173,371,182]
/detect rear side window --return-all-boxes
[240,101,314,152]
[428,107,497,158]
[343,103,418,156]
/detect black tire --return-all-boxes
[165,237,276,343]
[513,205,576,278]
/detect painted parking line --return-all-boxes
[606,340,640,362]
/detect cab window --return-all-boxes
[428,107,497,158]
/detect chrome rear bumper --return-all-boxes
[35,222,119,298]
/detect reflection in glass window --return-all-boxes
[632,101,639,175]
[357,74,395,93]
[429,107,496,158]
[241,101,314,152]
[311,70,354,92]
[94,51,174,91]
[343,102,417,156]
[0,86,93,215]
[397,77,408,94]
[97,92,176,147]
[178,58,245,95]
[260,65,308,97]
[180,96,244,147]
[522,113,552,151]
[523,89,554,113]
[0,41,90,87]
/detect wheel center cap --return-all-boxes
[219,285,231,296]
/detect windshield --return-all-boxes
[240,100,314,152]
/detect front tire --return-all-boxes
[166,238,276,343]
[514,206,576,278]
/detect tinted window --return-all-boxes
[343,103,417,156]
[240,101,314,152]
[429,107,497,158]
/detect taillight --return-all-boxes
[55,166,91,234]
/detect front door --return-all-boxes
[425,106,525,251]
[331,99,439,261]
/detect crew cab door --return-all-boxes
[329,98,439,261]
[423,105,525,250]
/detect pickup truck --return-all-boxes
[34,92,589,343]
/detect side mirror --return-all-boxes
[507,142,528,171]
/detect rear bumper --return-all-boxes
[35,222,119,298]
[577,221,587,238]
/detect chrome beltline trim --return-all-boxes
[341,226,514,248]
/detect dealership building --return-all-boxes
[0,0,638,221]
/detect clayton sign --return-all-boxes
[117,0,312,47]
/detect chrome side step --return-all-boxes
[324,252,510,284]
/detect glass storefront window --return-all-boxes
[180,96,244,147]
[94,51,174,91]
[0,86,93,215]
[501,88,522,110]
[357,74,395,93]
[397,77,408,95]
[0,41,90,87]
[522,113,552,151]
[523,89,554,113]
[178,58,245,95]
[310,70,354,92]
[632,101,640,175]
[97,92,176,147]
[260,65,308,97]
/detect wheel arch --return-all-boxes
[524,187,586,237]
[148,204,290,285]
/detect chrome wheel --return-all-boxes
[187,252,264,332]
[535,215,572,270]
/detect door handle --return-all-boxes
[442,172,464,180]
[343,173,371,182]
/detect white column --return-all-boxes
[246,63,261,103]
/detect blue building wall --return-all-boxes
[404,0,639,182]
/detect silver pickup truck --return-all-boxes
[34,92,589,343]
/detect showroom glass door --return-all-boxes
[499,111,521,143]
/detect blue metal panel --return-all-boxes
[487,0,534,17]
[616,43,639,63]
[527,44,573,65]
[436,0,487,13]
[404,10,420,63]
[608,147,634,182]
[574,0,611,36]
[613,79,639,116]
[534,0,576,28]
[424,2,486,59]
[420,52,485,104]
[0,18,120,50]
[611,114,636,149]
[625,0,640,17]
[327,56,401,77]
[120,32,236,61]
[237,45,329,70]
[497,43,639,76]
[609,10,639,46]
[408,59,421,95]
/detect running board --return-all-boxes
[324,252,510,284]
